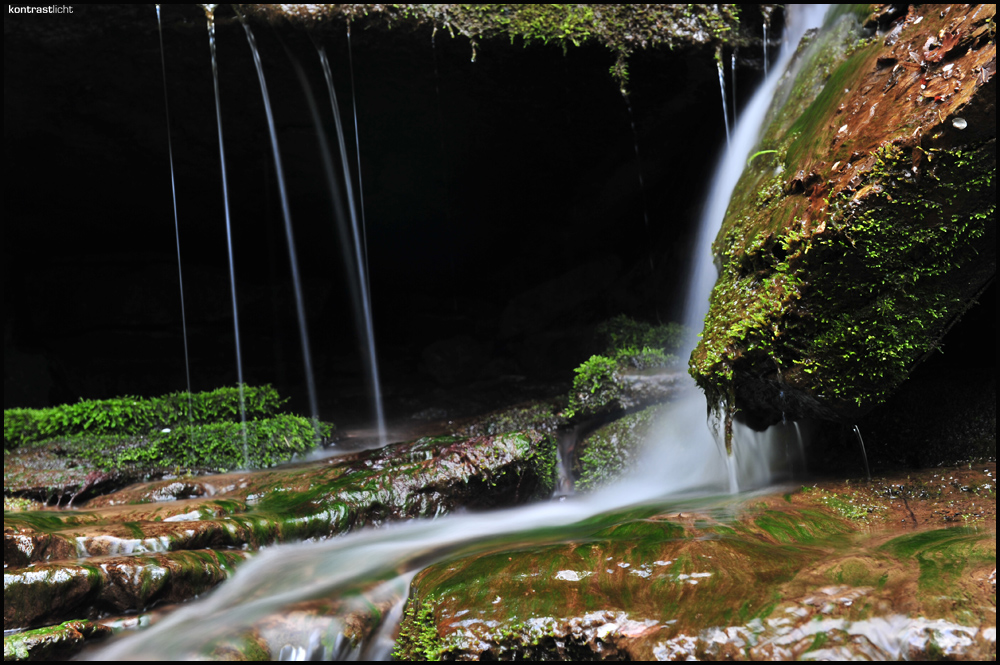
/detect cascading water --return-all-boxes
[316,43,388,445]
[236,11,322,432]
[202,3,248,462]
[155,5,194,429]
[730,50,738,125]
[95,7,830,659]
[763,22,770,77]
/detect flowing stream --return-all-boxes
[96,6,830,659]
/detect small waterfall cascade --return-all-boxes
[154,5,194,429]
[236,10,322,432]
[763,22,770,77]
[730,49,738,125]
[316,43,388,445]
[95,6,832,660]
[201,3,248,461]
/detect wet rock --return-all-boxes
[574,404,666,492]
[396,468,997,660]
[3,619,112,661]
[567,366,686,420]
[691,4,997,427]
[3,431,557,639]
[3,549,251,630]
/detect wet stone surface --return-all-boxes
[397,464,997,660]
[2,431,557,655]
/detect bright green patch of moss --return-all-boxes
[4,385,290,449]
[20,414,324,474]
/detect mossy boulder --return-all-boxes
[690,5,996,428]
[3,620,113,662]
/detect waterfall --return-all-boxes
[93,7,831,660]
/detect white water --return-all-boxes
[95,7,830,659]
[201,4,248,461]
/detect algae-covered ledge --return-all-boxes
[690,4,997,428]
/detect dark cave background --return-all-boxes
[4,5,994,448]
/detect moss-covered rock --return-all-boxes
[4,415,326,503]
[574,405,665,492]
[396,467,997,660]
[565,317,689,420]
[690,5,997,429]
[3,619,112,662]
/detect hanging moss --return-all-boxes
[243,4,748,89]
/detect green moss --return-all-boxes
[251,4,743,90]
[20,414,322,474]
[394,596,444,661]
[566,316,687,419]
[575,405,660,492]
[4,385,291,449]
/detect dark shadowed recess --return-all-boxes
[5,4,768,426]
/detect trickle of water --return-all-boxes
[763,23,770,77]
[316,44,388,444]
[155,5,194,429]
[715,51,731,149]
[201,3,248,462]
[346,21,371,298]
[730,50,738,125]
[236,11,321,432]
[853,424,872,481]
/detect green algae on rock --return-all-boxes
[574,405,665,492]
[690,5,997,428]
[3,431,559,652]
[395,470,997,660]
[3,619,113,662]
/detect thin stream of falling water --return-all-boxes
[622,92,654,271]
[763,23,770,77]
[155,5,194,430]
[853,425,872,481]
[317,44,387,444]
[346,21,371,298]
[202,3,248,461]
[715,51,731,149]
[730,50,738,125]
[236,13,321,430]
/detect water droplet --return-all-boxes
[952,117,968,130]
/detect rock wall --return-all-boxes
[691,4,996,428]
